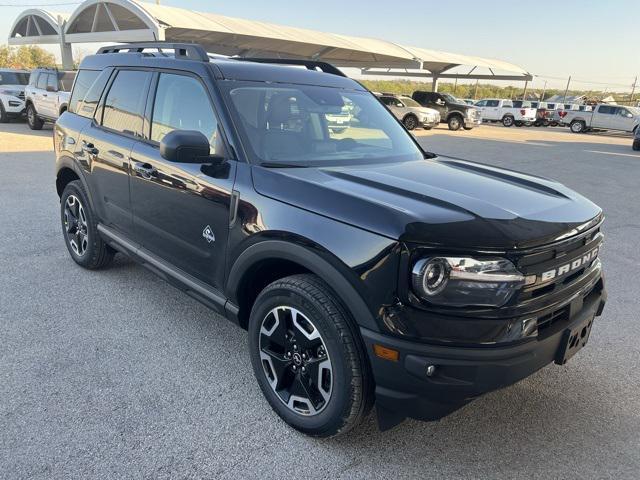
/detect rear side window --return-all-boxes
[150,73,219,152]
[69,70,100,115]
[101,70,152,136]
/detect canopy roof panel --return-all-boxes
[9,9,68,45]
[7,0,531,80]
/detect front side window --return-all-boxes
[223,82,424,167]
[150,73,220,153]
[101,70,151,136]
[487,100,500,107]
[36,74,47,90]
[29,73,39,86]
[69,69,102,116]
[47,74,57,91]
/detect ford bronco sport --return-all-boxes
[55,43,607,437]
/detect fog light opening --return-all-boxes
[425,365,436,377]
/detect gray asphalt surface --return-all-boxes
[1,122,639,479]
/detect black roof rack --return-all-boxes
[234,57,347,77]
[96,42,210,62]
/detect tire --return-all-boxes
[403,115,418,131]
[514,121,523,127]
[524,121,533,127]
[447,114,462,131]
[330,127,347,134]
[60,180,114,269]
[248,274,373,437]
[633,139,640,151]
[423,126,432,131]
[463,126,473,130]
[26,104,44,130]
[570,120,586,133]
[502,115,514,127]
[550,121,558,127]
[0,102,8,123]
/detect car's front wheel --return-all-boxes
[248,274,373,437]
[447,114,462,131]
[570,120,586,133]
[403,115,418,130]
[26,104,44,130]
[60,180,114,269]
[502,115,514,127]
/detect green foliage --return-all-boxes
[0,45,56,69]
[359,79,633,103]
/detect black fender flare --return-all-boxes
[56,155,96,211]
[225,239,381,332]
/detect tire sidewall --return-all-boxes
[448,115,462,130]
[503,116,514,127]
[27,104,42,130]
[248,284,355,435]
[570,121,584,133]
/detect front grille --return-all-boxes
[515,222,603,303]
[17,92,25,100]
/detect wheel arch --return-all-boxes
[226,239,380,333]
[402,112,418,123]
[55,157,96,211]
[446,111,463,121]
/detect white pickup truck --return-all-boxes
[561,104,640,134]
[474,98,537,127]
[24,68,76,130]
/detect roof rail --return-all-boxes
[96,43,210,62]
[235,57,347,77]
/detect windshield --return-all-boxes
[441,93,462,104]
[0,71,29,86]
[222,82,424,167]
[400,97,421,108]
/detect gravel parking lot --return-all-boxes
[1,121,639,479]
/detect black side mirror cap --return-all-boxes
[160,130,212,163]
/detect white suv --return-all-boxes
[376,93,440,130]
[24,68,76,130]
[0,69,29,122]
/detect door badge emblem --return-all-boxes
[202,225,216,243]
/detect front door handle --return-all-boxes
[132,162,157,179]
[81,141,98,155]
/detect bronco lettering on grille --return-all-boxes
[540,247,599,282]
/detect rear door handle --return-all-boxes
[132,162,157,179]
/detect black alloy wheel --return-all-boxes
[258,306,333,416]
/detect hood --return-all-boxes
[252,157,602,250]
[408,106,439,116]
[0,84,25,93]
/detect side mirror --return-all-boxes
[160,130,215,163]
[46,85,57,92]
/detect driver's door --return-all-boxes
[615,107,636,132]
[129,71,236,289]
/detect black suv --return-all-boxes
[412,91,481,131]
[55,43,607,437]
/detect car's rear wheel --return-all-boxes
[502,115,514,127]
[248,274,373,437]
[26,104,44,130]
[570,120,586,133]
[403,115,418,131]
[633,139,640,151]
[60,180,114,269]
[447,114,462,131]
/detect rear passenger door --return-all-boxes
[79,69,153,237]
[129,71,236,290]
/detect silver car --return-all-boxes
[377,93,440,130]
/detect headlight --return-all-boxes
[411,256,526,307]
[0,89,22,97]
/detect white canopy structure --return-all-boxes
[8,0,532,89]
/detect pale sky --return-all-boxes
[1,0,639,91]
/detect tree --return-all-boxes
[0,44,56,69]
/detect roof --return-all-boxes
[79,50,367,90]
[8,0,531,80]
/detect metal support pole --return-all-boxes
[630,76,637,105]
[453,77,458,95]
[562,76,571,103]
[473,79,479,100]
[540,80,547,102]
[431,75,439,92]
[58,15,74,70]
[522,80,529,99]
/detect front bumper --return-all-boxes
[464,116,482,128]
[421,118,439,129]
[361,276,606,429]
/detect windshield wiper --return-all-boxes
[259,162,310,168]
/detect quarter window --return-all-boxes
[69,70,101,116]
[101,70,151,136]
[46,74,57,91]
[150,73,220,153]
